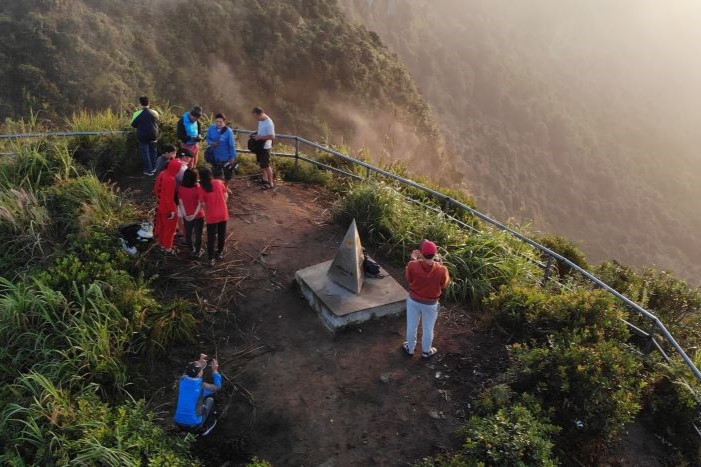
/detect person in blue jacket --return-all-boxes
[206,113,237,181]
[174,353,222,435]
[176,106,204,167]
[130,96,160,176]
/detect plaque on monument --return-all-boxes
[327,219,365,294]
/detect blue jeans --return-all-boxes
[139,142,157,173]
[405,297,440,353]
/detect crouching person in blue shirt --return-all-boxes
[174,353,222,435]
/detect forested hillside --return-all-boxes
[342,0,701,283]
[0,0,440,169]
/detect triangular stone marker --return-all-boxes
[328,219,365,294]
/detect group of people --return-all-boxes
[130,97,276,265]
[133,97,452,435]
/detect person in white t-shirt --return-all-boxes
[252,107,276,190]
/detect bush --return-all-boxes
[419,400,559,467]
[459,403,560,467]
[538,234,589,280]
[485,286,630,344]
[276,157,333,185]
[508,335,644,439]
[646,356,701,462]
[593,261,701,349]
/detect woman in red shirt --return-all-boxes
[154,159,183,253]
[178,168,205,257]
[198,168,229,266]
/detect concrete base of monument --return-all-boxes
[295,259,407,332]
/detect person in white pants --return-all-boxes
[402,240,450,359]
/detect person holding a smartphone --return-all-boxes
[402,240,450,359]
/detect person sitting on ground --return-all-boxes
[402,240,450,359]
[174,353,222,434]
[206,113,237,182]
[252,106,275,190]
[153,144,177,176]
[198,167,229,266]
[178,168,205,257]
[153,159,183,254]
[177,106,204,167]
[131,95,160,176]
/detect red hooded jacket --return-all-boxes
[154,159,182,214]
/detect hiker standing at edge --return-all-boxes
[131,96,160,176]
[252,107,275,190]
[177,106,203,168]
[402,240,450,359]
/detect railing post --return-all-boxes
[644,326,657,355]
[443,197,452,212]
[294,136,300,167]
[542,256,555,286]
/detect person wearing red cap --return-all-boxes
[402,240,450,358]
[154,159,183,254]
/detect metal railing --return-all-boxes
[238,128,701,382]
[3,128,700,383]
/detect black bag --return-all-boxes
[247,133,264,154]
[363,257,381,276]
[204,146,215,164]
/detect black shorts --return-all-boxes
[256,148,271,169]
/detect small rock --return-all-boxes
[428,410,441,419]
[379,373,392,384]
[435,371,442,379]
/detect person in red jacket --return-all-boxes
[178,168,205,257]
[154,159,183,254]
[198,167,229,266]
[402,240,450,359]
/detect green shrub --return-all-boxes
[538,234,589,280]
[247,457,274,467]
[593,260,643,298]
[420,400,559,467]
[646,356,701,462]
[485,286,630,344]
[508,334,644,439]
[459,403,559,467]
[593,261,701,349]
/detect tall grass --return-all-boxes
[68,109,128,133]
[334,182,538,305]
[0,126,201,464]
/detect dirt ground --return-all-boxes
[119,172,508,466]
[117,170,669,467]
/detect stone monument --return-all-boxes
[295,220,407,331]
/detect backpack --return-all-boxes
[363,256,382,277]
[247,133,264,154]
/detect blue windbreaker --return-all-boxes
[206,125,237,163]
